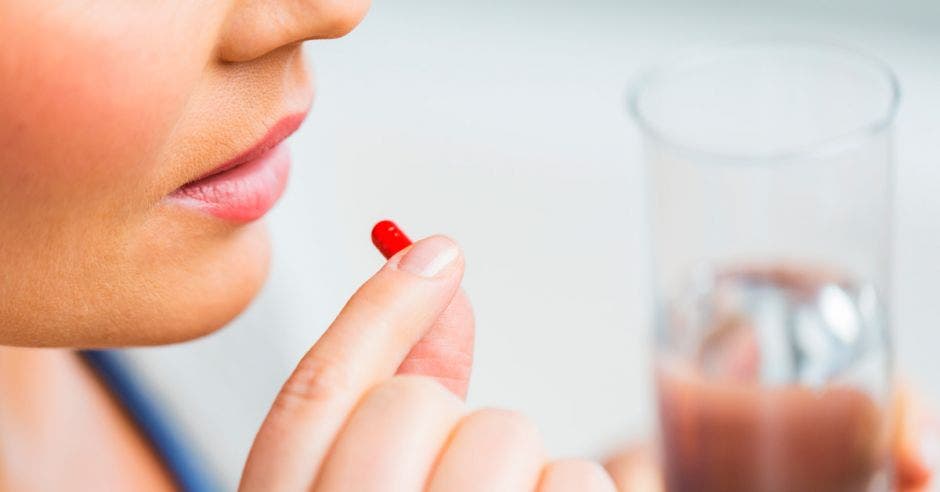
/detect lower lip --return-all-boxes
[167,142,291,222]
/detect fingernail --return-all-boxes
[396,236,459,277]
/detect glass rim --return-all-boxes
[627,40,901,164]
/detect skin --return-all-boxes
[0,0,932,490]
[0,0,321,346]
[0,1,611,488]
[605,389,936,492]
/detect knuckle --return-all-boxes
[274,355,353,412]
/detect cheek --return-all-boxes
[0,1,222,207]
[0,1,259,346]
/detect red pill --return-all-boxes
[371,220,413,259]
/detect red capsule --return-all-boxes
[371,220,413,259]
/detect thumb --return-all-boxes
[396,288,474,398]
[372,220,475,399]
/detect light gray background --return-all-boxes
[126,1,940,487]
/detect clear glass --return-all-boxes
[630,41,899,492]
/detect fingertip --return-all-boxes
[391,235,464,279]
[539,459,617,492]
[603,445,663,492]
[895,389,937,490]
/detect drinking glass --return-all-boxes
[629,41,900,492]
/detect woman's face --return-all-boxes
[0,0,369,347]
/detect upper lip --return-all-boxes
[183,112,308,185]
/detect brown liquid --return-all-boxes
[657,265,891,492]
[658,370,889,492]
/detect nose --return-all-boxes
[218,0,371,62]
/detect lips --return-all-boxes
[166,113,306,222]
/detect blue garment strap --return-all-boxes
[79,350,219,492]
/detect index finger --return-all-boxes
[240,235,464,492]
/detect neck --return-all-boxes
[0,346,174,491]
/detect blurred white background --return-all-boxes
[126,0,940,487]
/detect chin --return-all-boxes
[120,215,275,347]
[0,213,274,348]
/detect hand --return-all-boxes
[604,387,937,492]
[239,236,616,491]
